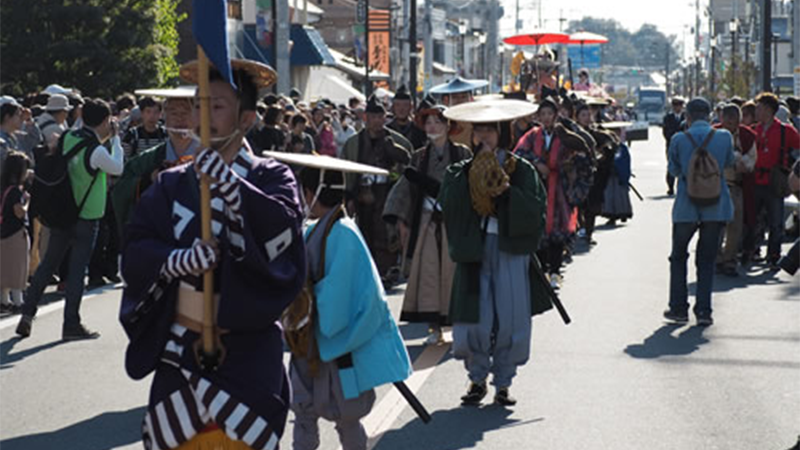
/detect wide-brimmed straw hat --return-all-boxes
[262,151,388,176]
[443,99,538,123]
[134,86,197,98]
[179,58,277,89]
[430,77,490,95]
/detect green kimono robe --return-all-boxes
[112,143,169,236]
[438,151,551,324]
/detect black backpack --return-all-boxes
[30,129,99,229]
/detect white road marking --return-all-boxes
[0,287,114,331]
[334,332,453,450]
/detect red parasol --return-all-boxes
[503,31,570,46]
[567,31,609,45]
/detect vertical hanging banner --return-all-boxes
[193,0,235,88]
[368,9,391,87]
[255,0,274,49]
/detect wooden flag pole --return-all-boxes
[197,47,216,361]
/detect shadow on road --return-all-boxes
[0,406,146,450]
[372,405,544,450]
[0,336,65,370]
[647,194,674,201]
[623,324,709,359]
[782,281,800,300]
[695,267,787,294]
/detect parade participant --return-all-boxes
[514,97,591,287]
[665,97,734,326]
[17,98,124,340]
[386,85,427,150]
[122,96,169,158]
[119,59,307,449]
[573,69,592,92]
[714,103,757,277]
[663,97,686,196]
[341,95,412,284]
[274,154,412,450]
[439,99,548,406]
[383,97,471,344]
[562,98,599,243]
[0,151,32,314]
[112,88,201,235]
[598,121,634,226]
[430,77,489,148]
[584,126,618,244]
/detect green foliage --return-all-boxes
[717,56,759,99]
[154,0,188,87]
[0,0,186,98]
[567,18,681,69]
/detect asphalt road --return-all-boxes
[1,127,798,450]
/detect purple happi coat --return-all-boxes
[119,148,306,450]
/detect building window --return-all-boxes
[433,40,445,64]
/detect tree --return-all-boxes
[0,0,186,99]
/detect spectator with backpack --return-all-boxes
[1,151,32,314]
[36,93,71,151]
[16,98,123,340]
[665,97,735,327]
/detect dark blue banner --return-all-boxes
[193,0,236,88]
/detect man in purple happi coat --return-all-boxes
[119,59,306,450]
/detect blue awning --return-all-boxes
[772,76,793,89]
[242,24,335,67]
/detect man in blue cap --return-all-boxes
[664,97,735,326]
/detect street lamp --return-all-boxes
[458,20,468,75]
[729,18,738,89]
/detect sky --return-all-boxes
[499,0,702,58]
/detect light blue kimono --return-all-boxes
[308,216,412,400]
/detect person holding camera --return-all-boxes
[17,98,123,340]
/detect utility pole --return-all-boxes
[695,0,702,97]
[665,43,671,97]
[795,0,800,64]
[365,0,371,98]
[276,0,290,94]
[515,0,520,35]
[409,0,417,103]
[538,0,543,29]
[762,0,772,92]
[710,38,716,94]
[423,0,433,92]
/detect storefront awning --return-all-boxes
[243,24,335,67]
